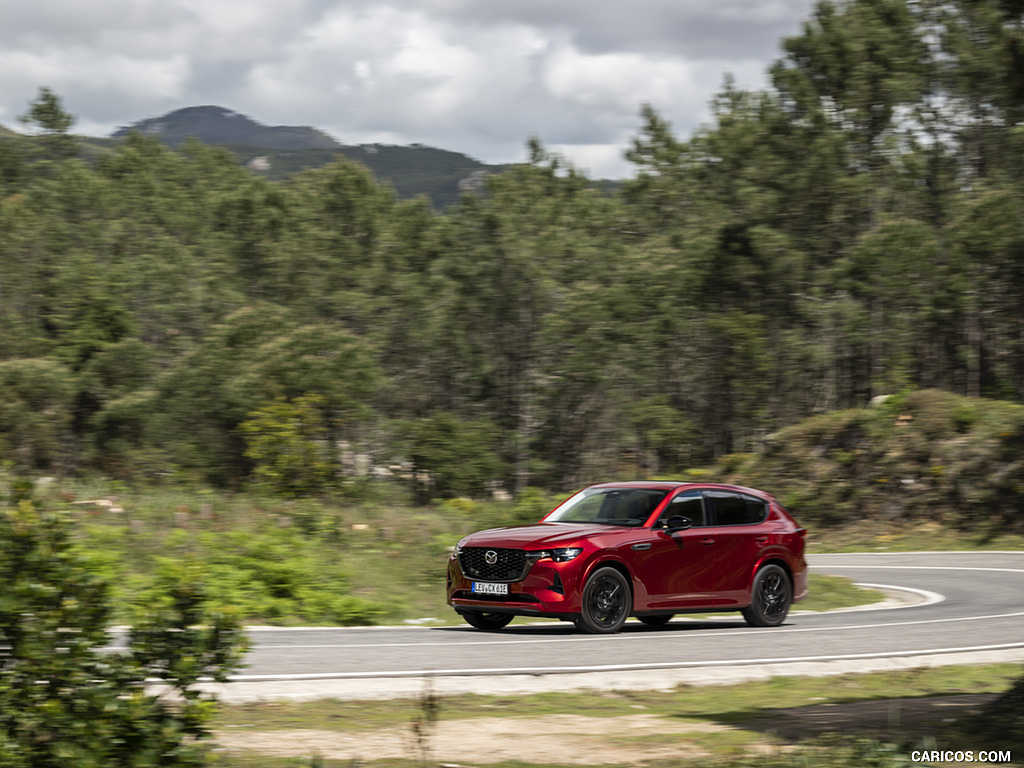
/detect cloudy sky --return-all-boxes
[0,0,817,179]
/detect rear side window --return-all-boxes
[706,492,767,526]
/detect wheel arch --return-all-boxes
[584,557,636,609]
[750,556,793,591]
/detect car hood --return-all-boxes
[460,523,622,549]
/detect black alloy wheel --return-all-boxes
[461,611,514,630]
[575,567,631,634]
[637,614,673,626]
[741,564,792,627]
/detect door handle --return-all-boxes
[631,542,652,551]
[755,536,770,545]
[700,537,715,545]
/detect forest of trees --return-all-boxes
[2,0,1024,502]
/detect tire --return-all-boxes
[741,564,792,627]
[638,614,673,626]
[574,567,631,634]
[461,611,513,631]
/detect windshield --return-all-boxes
[545,487,668,527]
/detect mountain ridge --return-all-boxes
[112,105,343,151]
[107,105,506,207]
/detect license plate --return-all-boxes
[472,581,508,595]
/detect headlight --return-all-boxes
[532,547,583,563]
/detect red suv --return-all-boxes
[447,481,807,633]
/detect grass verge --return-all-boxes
[209,663,1023,767]
[808,518,1024,553]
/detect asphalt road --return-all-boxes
[230,552,1024,694]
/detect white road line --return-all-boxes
[817,565,1024,573]
[252,609,1024,650]
[836,582,945,610]
[856,582,945,605]
[809,551,1024,556]
[231,641,1024,681]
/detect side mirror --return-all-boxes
[663,515,693,533]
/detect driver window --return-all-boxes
[662,492,705,527]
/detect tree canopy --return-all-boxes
[2,2,1024,505]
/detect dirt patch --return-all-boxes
[739,693,997,741]
[214,695,996,766]
[214,713,729,765]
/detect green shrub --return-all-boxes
[399,412,506,503]
[240,395,334,498]
[139,526,385,626]
[0,499,246,767]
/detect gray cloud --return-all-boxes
[418,0,814,58]
[0,0,815,178]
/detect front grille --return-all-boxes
[459,547,527,582]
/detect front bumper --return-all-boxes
[446,555,583,618]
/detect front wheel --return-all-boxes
[461,611,513,631]
[741,564,792,627]
[574,567,631,634]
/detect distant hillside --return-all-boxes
[232,143,500,206]
[705,389,1024,533]
[109,106,507,207]
[112,106,341,151]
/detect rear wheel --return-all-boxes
[741,564,792,627]
[461,611,513,631]
[638,614,673,626]
[574,567,631,634]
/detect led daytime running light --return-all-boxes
[536,547,583,562]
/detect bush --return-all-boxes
[156,527,383,625]
[240,395,335,498]
[399,413,505,503]
[0,500,246,767]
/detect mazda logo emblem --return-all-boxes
[485,550,498,565]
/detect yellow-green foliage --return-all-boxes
[81,518,384,626]
[241,395,334,498]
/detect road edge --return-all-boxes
[201,646,1024,703]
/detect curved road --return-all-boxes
[213,552,1024,701]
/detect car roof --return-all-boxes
[587,480,771,498]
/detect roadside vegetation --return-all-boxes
[708,389,1024,539]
